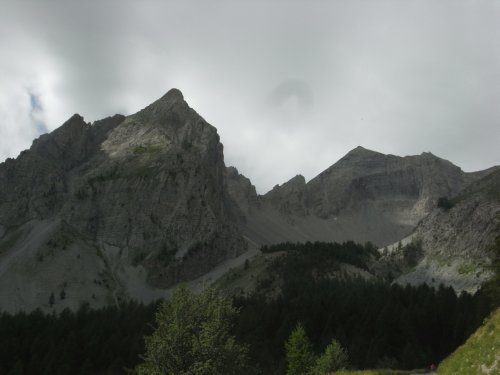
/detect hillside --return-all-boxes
[0,89,246,312]
[228,147,490,248]
[437,308,500,374]
[388,169,500,294]
[0,87,498,313]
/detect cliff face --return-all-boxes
[0,89,246,312]
[228,146,480,247]
[393,170,500,294]
[0,88,497,312]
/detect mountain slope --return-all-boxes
[0,89,246,312]
[393,169,500,294]
[0,87,498,312]
[437,307,500,374]
[229,147,488,247]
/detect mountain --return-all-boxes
[0,89,246,312]
[392,169,500,294]
[229,146,487,247]
[0,88,497,312]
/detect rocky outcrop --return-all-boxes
[0,87,497,311]
[392,170,500,294]
[265,175,308,217]
[224,166,260,217]
[228,146,486,247]
[0,89,246,312]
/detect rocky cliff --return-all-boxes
[391,169,500,294]
[0,88,497,312]
[0,89,246,312]
[229,146,485,247]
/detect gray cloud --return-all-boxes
[0,0,499,193]
[267,80,314,110]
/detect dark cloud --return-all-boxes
[0,0,499,193]
[267,80,314,110]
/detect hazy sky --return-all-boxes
[1,0,499,193]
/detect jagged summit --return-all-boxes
[133,88,189,123]
[341,145,384,160]
[148,88,185,109]
[159,87,184,102]
[0,87,246,313]
[1,87,499,313]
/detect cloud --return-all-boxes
[0,0,499,193]
[266,80,314,110]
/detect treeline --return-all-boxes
[0,241,495,374]
[233,241,493,373]
[260,240,380,271]
[234,280,491,374]
[0,302,157,375]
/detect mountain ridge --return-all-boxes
[0,88,498,312]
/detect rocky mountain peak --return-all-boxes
[339,146,385,163]
[161,88,184,101]
[146,87,185,110]
[265,174,308,216]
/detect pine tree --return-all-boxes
[134,286,249,375]
[312,339,348,374]
[285,324,316,375]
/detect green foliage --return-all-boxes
[437,308,500,375]
[87,165,120,184]
[457,262,477,275]
[335,371,417,375]
[437,197,454,210]
[134,286,249,375]
[0,302,157,375]
[285,324,316,375]
[285,324,348,375]
[233,241,494,374]
[483,230,500,307]
[402,240,423,268]
[312,339,349,374]
[134,144,163,154]
[260,240,378,271]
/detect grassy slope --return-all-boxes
[335,371,419,375]
[437,307,500,375]
[337,309,499,375]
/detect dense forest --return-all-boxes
[0,241,494,374]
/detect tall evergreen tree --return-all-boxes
[134,286,249,375]
[285,324,316,375]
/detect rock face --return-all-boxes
[229,146,482,247]
[0,87,497,312]
[0,89,246,312]
[393,170,500,294]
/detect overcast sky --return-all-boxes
[1,1,499,193]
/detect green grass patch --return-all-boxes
[437,308,500,375]
[134,144,163,154]
[336,370,424,375]
[457,262,478,275]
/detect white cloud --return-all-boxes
[0,0,499,193]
